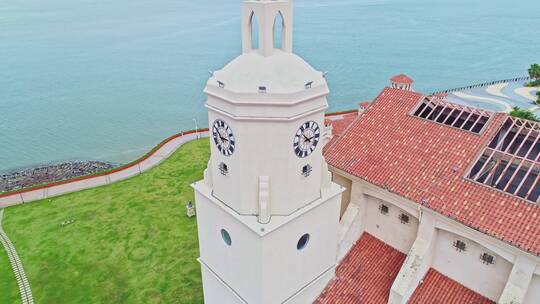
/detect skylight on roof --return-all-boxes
[467,117,540,203]
[412,97,493,134]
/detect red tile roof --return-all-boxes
[434,92,449,98]
[325,111,358,137]
[359,101,371,107]
[391,74,414,84]
[409,268,494,304]
[315,233,406,304]
[324,87,540,256]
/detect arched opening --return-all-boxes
[273,11,285,50]
[249,11,259,50]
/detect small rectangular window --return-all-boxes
[480,253,495,265]
[379,204,389,215]
[453,240,467,252]
[398,213,409,224]
[301,164,312,177]
[219,162,228,176]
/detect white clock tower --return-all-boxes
[192,1,343,303]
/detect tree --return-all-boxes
[529,64,540,80]
[509,107,539,122]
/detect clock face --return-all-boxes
[212,119,235,156]
[293,121,320,158]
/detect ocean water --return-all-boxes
[1,0,538,172]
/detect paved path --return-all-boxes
[0,209,34,304]
[0,130,209,208]
[486,83,509,99]
[515,87,538,102]
[452,91,513,112]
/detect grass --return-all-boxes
[0,238,20,304]
[0,139,210,304]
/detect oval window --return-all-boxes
[297,233,310,250]
[221,229,232,246]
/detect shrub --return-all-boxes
[509,107,539,122]
[528,79,540,87]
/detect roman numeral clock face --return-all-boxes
[293,121,320,158]
[212,119,235,156]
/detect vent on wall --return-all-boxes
[219,162,228,176]
[379,204,389,215]
[412,97,493,134]
[453,239,467,252]
[480,252,495,265]
[468,117,540,204]
[398,213,409,224]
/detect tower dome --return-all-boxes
[209,50,325,95]
[205,0,329,109]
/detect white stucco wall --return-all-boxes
[200,265,246,304]
[332,173,351,217]
[364,195,419,254]
[523,274,540,304]
[195,189,263,303]
[208,109,329,216]
[194,182,341,304]
[260,193,341,303]
[432,229,512,301]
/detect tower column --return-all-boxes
[194,1,342,303]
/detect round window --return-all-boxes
[221,229,232,246]
[297,233,310,250]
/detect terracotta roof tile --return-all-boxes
[409,268,494,304]
[329,112,358,136]
[324,87,540,256]
[391,74,414,84]
[315,233,406,304]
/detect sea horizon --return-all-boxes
[1,0,538,173]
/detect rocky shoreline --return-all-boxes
[0,161,117,193]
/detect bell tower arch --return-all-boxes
[242,0,293,56]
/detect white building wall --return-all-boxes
[194,181,342,304]
[332,173,351,217]
[330,172,540,304]
[364,195,418,254]
[523,274,540,304]
[432,229,512,301]
[208,109,328,216]
[194,190,262,302]
[200,266,246,304]
[260,193,341,303]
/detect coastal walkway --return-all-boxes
[0,209,34,304]
[436,76,539,113]
[0,110,357,208]
[0,130,208,208]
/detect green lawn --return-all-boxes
[0,139,210,304]
[0,238,20,304]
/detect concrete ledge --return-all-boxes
[0,195,23,208]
